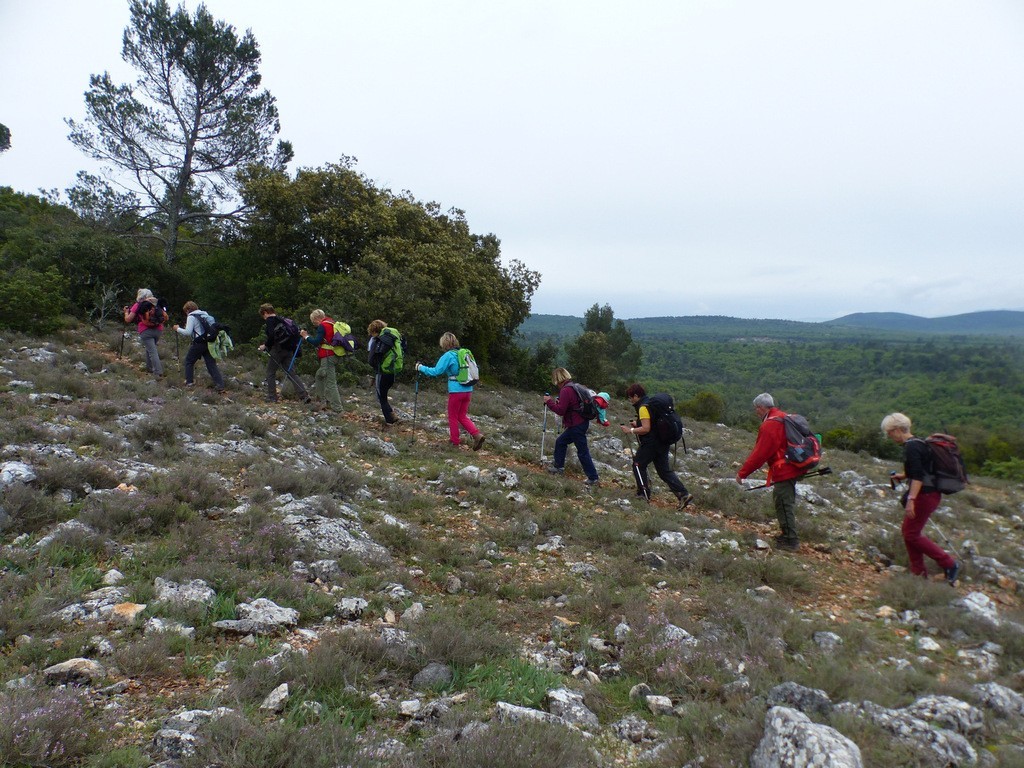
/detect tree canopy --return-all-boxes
[235,160,540,365]
[65,0,291,263]
[0,123,10,153]
[565,303,642,391]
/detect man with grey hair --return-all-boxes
[736,393,803,551]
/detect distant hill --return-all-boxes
[826,310,1024,336]
[519,310,1024,341]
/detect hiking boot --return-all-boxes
[385,415,401,425]
[583,478,599,487]
[775,538,800,552]
[472,433,486,451]
[677,492,694,509]
[547,466,564,475]
[944,561,961,586]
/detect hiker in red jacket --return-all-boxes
[736,393,802,551]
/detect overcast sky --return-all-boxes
[2,1,1023,321]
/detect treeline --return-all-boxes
[0,171,549,385]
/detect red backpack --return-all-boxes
[772,413,822,472]
[918,434,968,494]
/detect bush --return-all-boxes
[0,482,68,533]
[0,688,101,766]
[0,266,68,333]
[183,711,377,768]
[414,719,599,768]
[410,600,515,668]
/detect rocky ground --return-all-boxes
[1,327,1023,767]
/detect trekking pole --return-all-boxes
[118,329,126,360]
[745,466,833,491]
[930,521,963,563]
[625,429,650,502]
[411,372,420,444]
[287,339,301,373]
[175,329,180,368]
[540,394,549,463]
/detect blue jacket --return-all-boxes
[418,349,474,394]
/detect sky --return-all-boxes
[2,1,1024,321]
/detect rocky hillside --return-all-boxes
[1,325,1023,768]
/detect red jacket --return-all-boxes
[738,407,802,483]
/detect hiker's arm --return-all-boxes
[124,304,137,323]
[634,406,652,436]
[904,478,924,517]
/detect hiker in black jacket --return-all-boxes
[257,303,310,404]
[882,412,960,585]
[367,319,401,425]
[621,382,693,509]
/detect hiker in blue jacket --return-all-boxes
[415,331,485,450]
[172,301,225,392]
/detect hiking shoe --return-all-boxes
[677,493,694,509]
[472,433,486,451]
[547,466,564,475]
[385,415,400,425]
[583,478,599,487]
[945,561,961,586]
[775,539,800,552]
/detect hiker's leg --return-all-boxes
[376,372,395,421]
[265,353,281,400]
[140,328,162,376]
[202,349,225,390]
[571,423,598,482]
[772,479,798,542]
[902,492,953,573]
[453,391,479,437]
[444,393,463,445]
[633,440,656,495]
[274,347,307,399]
[652,444,688,496]
[183,341,202,384]
[323,356,342,410]
[552,427,571,469]
[313,357,326,400]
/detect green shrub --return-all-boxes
[0,266,68,333]
[456,657,564,708]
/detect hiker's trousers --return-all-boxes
[902,491,956,576]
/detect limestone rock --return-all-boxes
[750,706,862,768]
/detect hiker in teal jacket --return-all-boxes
[415,331,485,450]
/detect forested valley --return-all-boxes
[522,312,1024,480]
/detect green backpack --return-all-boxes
[380,327,404,374]
[456,347,480,386]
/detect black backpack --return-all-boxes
[646,393,684,444]
[196,313,228,343]
[271,316,301,349]
[139,298,168,327]
[567,382,600,420]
